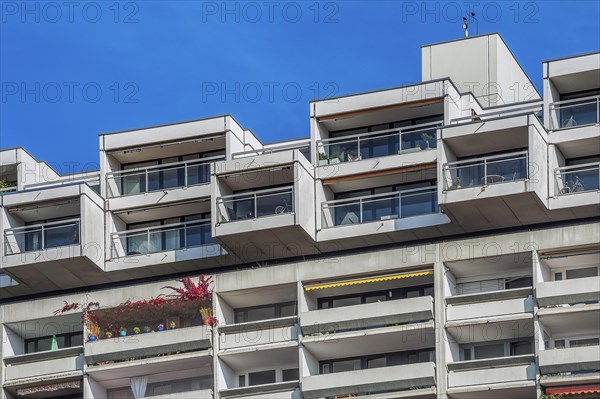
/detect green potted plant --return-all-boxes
[451,176,462,189]
[132,326,141,335]
[421,132,433,149]
[143,326,151,333]
[157,323,165,332]
[169,321,177,330]
[318,152,341,166]
[105,331,113,338]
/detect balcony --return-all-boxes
[301,362,436,399]
[447,356,536,398]
[539,346,600,375]
[108,219,225,270]
[555,163,600,195]
[4,218,80,256]
[214,153,317,259]
[0,185,17,194]
[218,317,299,350]
[85,325,211,365]
[446,296,534,322]
[537,276,600,307]
[315,123,438,179]
[105,156,222,211]
[549,95,600,131]
[300,296,434,335]
[217,186,294,224]
[321,186,439,228]
[4,346,84,382]
[443,151,528,191]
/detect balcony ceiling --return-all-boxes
[219,282,297,308]
[113,199,211,224]
[302,323,436,360]
[220,165,295,192]
[5,313,81,337]
[88,353,212,389]
[324,167,437,193]
[443,124,529,159]
[551,69,600,93]
[556,136,600,159]
[7,198,80,222]
[109,135,226,164]
[445,253,531,278]
[446,317,533,344]
[320,102,443,132]
[539,305,600,335]
[219,344,297,370]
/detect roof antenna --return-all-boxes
[465,12,478,37]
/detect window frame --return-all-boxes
[233,301,298,324]
[24,331,84,354]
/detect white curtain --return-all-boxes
[130,376,148,399]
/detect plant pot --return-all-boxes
[88,336,97,342]
[105,334,113,339]
[157,326,164,332]
[119,331,127,337]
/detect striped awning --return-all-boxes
[546,385,600,395]
[304,270,433,291]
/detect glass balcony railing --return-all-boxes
[106,156,224,198]
[321,187,438,228]
[443,151,528,190]
[550,95,600,130]
[4,218,81,255]
[110,219,215,258]
[0,186,17,194]
[216,186,294,223]
[316,123,439,165]
[555,162,600,195]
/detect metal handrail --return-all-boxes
[107,155,224,177]
[231,143,310,159]
[317,121,440,145]
[22,173,100,190]
[0,186,17,194]
[111,219,211,238]
[444,150,528,167]
[322,186,436,207]
[4,217,81,233]
[549,95,600,107]
[555,161,600,172]
[216,185,293,201]
[449,104,542,124]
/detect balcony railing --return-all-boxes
[217,186,294,223]
[4,218,81,255]
[555,162,600,195]
[106,156,224,197]
[550,95,600,130]
[0,186,17,194]
[443,151,528,190]
[316,122,439,165]
[321,186,438,228]
[111,219,214,258]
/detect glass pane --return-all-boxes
[71,332,83,347]
[282,368,299,381]
[367,357,386,369]
[510,341,533,356]
[37,337,53,352]
[245,306,276,322]
[566,267,598,280]
[331,296,361,308]
[45,223,79,249]
[554,339,565,349]
[505,277,533,289]
[570,338,600,348]
[248,370,276,386]
[401,190,436,218]
[364,294,387,304]
[279,303,297,317]
[331,359,361,373]
[474,343,504,359]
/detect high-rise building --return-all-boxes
[1,33,599,399]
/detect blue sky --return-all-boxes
[1,1,599,173]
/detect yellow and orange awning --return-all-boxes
[304,270,433,291]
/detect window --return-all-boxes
[505,277,533,289]
[474,343,504,359]
[554,340,566,349]
[248,370,276,386]
[234,302,297,323]
[569,338,599,348]
[320,348,435,374]
[238,375,245,387]
[282,368,299,381]
[108,377,212,399]
[510,341,534,356]
[566,267,598,280]
[317,284,434,310]
[25,331,83,354]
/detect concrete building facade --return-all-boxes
[1,33,599,399]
